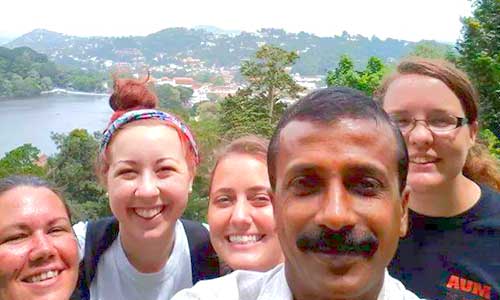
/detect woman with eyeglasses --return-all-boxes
[375,58,500,300]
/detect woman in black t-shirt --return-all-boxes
[376,58,500,300]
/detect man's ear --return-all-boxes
[399,187,410,238]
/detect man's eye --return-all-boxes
[349,177,383,197]
[289,175,321,196]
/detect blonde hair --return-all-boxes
[209,135,269,193]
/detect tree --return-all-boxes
[480,128,500,160]
[457,0,500,136]
[410,41,457,61]
[182,102,222,222]
[326,55,387,96]
[177,86,194,104]
[0,144,46,178]
[219,89,278,138]
[219,45,304,138]
[156,84,192,119]
[11,75,42,97]
[241,45,304,123]
[47,129,109,222]
[194,71,212,83]
[213,76,225,86]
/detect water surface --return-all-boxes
[0,94,112,157]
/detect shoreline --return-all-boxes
[41,88,109,96]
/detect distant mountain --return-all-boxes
[5,27,429,75]
[0,35,15,46]
[0,38,11,45]
[193,25,242,36]
[0,46,106,97]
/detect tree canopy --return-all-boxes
[47,129,109,222]
[0,47,106,97]
[457,0,500,136]
[0,144,46,178]
[219,45,304,139]
[326,55,387,96]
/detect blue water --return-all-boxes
[0,94,112,157]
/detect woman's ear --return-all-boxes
[188,178,194,193]
[98,163,109,188]
[469,120,479,143]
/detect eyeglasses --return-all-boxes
[389,113,469,134]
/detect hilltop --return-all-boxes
[4,27,441,75]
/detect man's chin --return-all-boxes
[318,269,383,300]
[304,255,383,299]
[311,252,367,274]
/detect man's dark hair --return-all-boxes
[267,87,409,193]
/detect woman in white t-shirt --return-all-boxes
[208,135,283,274]
[72,75,218,300]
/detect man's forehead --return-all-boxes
[279,118,394,146]
[276,118,399,175]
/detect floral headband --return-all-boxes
[100,109,199,165]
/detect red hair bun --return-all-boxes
[109,77,158,112]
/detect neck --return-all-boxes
[409,174,481,217]
[292,286,383,300]
[119,225,176,273]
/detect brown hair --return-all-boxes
[375,57,500,191]
[0,175,72,221]
[209,135,269,194]
[96,74,198,183]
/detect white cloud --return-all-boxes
[0,0,472,42]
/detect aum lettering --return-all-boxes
[446,275,491,300]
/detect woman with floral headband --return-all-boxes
[71,76,219,300]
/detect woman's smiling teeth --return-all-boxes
[134,206,163,219]
[228,235,264,244]
[410,156,438,164]
[24,270,59,283]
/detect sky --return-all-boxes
[0,0,473,43]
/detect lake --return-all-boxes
[0,93,112,157]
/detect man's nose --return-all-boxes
[314,181,357,230]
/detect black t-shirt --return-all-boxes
[390,185,500,300]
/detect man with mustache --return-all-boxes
[172,87,423,300]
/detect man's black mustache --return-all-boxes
[296,226,379,257]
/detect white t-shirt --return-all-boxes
[172,264,424,300]
[73,220,192,300]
